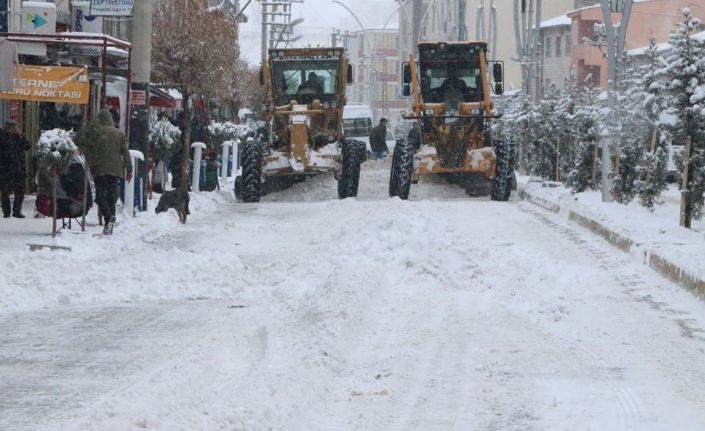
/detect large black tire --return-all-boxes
[389,137,415,199]
[491,141,514,201]
[338,139,365,199]
[239,139,263,203]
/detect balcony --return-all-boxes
[573,43,605,68]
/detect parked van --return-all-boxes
[343,103,373,153]
[343,103,396,155]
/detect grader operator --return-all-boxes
[390,41,513,200]
[236,47,365,202]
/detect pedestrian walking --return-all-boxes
[369,118,388,160]
[0,119,30,218]
[82,110,132,235]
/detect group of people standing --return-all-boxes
[1,109,132,235]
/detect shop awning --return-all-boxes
[150,87,181,109]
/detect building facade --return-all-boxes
[539,15,572,94]
[343,28,407,124]
[569,0,705,89]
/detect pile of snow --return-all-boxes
[208,121,252,144]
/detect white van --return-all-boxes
[343,104,396,155]
[343,103,373,152]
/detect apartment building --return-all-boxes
[569,0,705,89]
[343,28,407,123]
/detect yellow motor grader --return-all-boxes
[390,41,513,200]
[236,47,365,202]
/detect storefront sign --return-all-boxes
[70,5,103,56]
[0,65,90,104]
[19,2,57,56]
[129,90,146,106]
[90,0,133,17]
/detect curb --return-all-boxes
[567,211,634,253]
[517,188,560,213]
[518,185,705,301]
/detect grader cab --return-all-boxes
[236,47,365,202]
[390,41,513,200]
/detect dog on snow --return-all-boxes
[155,190,190,223]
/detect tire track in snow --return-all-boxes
[518,202,705,429]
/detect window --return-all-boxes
[343,118,372,138]
[419,62,483,103]
[272,59,340,104]
[565,35,571,56]
[545,37,552,58]
[555,36,562,57]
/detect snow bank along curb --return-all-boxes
[518,185,705,301]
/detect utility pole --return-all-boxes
[599,0,633,202]
[457,0,467,41]
[513,0,541,99]
[261,0,303,60]
[486,0,497,58]
[129,0,153,211]
[476,0,497,58]
[412,0,422,46]
[476,0,485,40]
[261,1,268,62]
[331,28,340,47]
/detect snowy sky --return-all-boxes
[239,0,399,65]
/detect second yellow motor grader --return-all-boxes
[390,41,513,200]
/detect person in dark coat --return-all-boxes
[0,119,30,218]
[297,72,323,94]
[82,110,132,235]
[369,118,388,160]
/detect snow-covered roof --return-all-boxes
[541,15,571,29]
[23,1,56,8]
[167,88,183,100]
[56,32,131,48]
[107,47,128,58]
[627,30,705,56]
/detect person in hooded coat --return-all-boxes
[84,109,132,235]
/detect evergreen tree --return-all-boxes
[658,8,705,219]
[566,75,600,193]
[555,73,580,182]
[502,91,536,174]
[528,83,561,180]
[637,37,670,209]
[612,55,651,203]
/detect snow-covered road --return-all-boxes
[2,160,705,430]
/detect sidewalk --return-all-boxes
[518,177,705,300]
[0,196,69,251]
